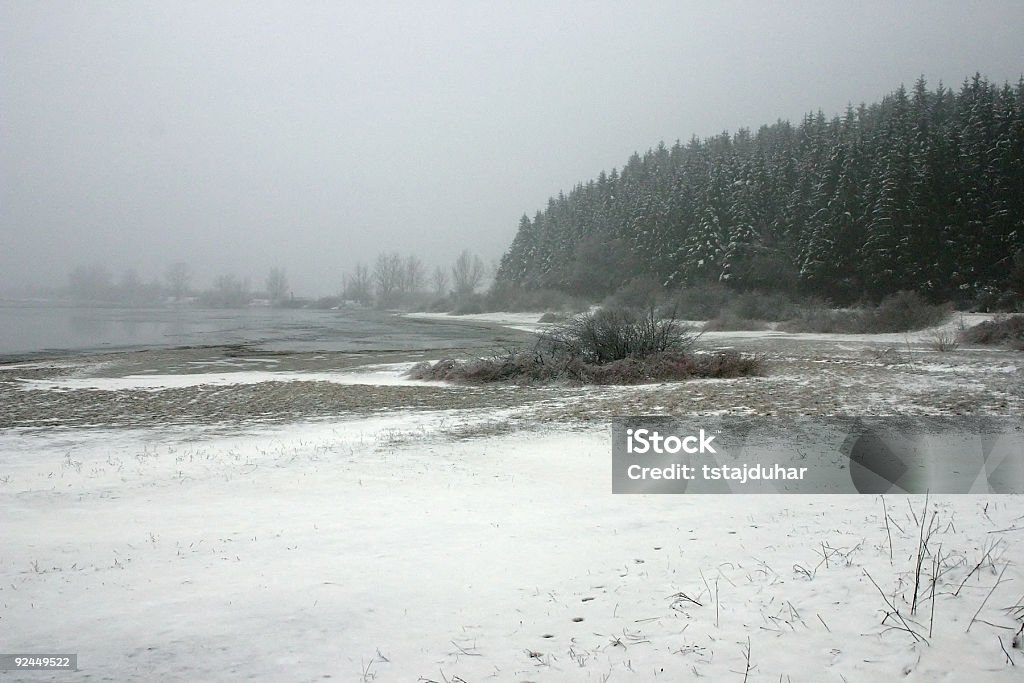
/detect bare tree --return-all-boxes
[204,274,250,308]
[343,262,373,306]
[403,255,426,294]
[373,252,404,306]
[118,267,148,305]
[165,262,191,301]
[120,266,141,290]
[266,267,289,304]
[431,265,449,298]
[451,250,485,296]
[68,264,113,302]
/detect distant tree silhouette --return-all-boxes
[452,250,485,296]
[266,267,288,304]
[165,262,192,301]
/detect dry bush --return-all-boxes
[780,307,865,333]
[926,329,960,352]
[727,291,799,321]
[541,306,697,363]
[408,348,763,385]
[601,275,666,310]
[485,283,590,313]
[408,306,764,385]
[450,294,486,315]
[657,282,734,320]
[784,292,951,334]
[537,311,564,323]
[868,291,951,332]
[959,314,1024,350]
[409,351,561,383]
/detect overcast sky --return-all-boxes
[2,1,1022,296]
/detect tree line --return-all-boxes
[61,263,289,307]
[62,250,488,309]
[342,250,487,308]
[495,74,1024,308]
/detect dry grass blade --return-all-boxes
[669,591,704,608]
[956,538,1004,597]
[863,569,928,644]
[968,563,1011,634]
[998,636,1016,665]
[881,495,893,565]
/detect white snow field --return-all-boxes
[404,311,556,333]
[1,412,1022,682]
[14,362,446,391]
[2,315,1023,681]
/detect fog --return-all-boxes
[2,1,1022,297]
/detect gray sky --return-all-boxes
[2,1,1022,296]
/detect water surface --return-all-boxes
[0,301,522,359]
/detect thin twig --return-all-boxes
[907,498,919,527]
[863,569,928,643]
[715,579,720,628]
[449,641,482,657]
[882,495,893,565]
[699,568,713,605]
[669,591,703,607]
[956,538,1002,597]
[968,563,1010,634]
[929,544,940,638]
[911,492,929,615]
[998,636,1015,666]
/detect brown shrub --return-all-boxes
[407,349,763,385]
[959,314,1024,349]
[541,306,697,363]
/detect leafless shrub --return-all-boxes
[784,291,951,333]
[927,328,960,352]
[408,305,767,385]
[781,307,864,333]
[959,314,1024,350]
[869,291,952,332]
[540,306,697,363]
[409,348,763,385]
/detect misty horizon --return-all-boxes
[3,1,1023,297]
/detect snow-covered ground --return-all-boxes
[405,311,999,345]
[1,416,1021,681]
[2,317,1022,681]
[14,362,446,391]
[404,310,554,333]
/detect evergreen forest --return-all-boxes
[495,75,1024,308]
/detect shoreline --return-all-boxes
[1,310,1021,431]
[1,312,1022,679]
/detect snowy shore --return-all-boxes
[1,315,1022,680]
[3,416,1022,681]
